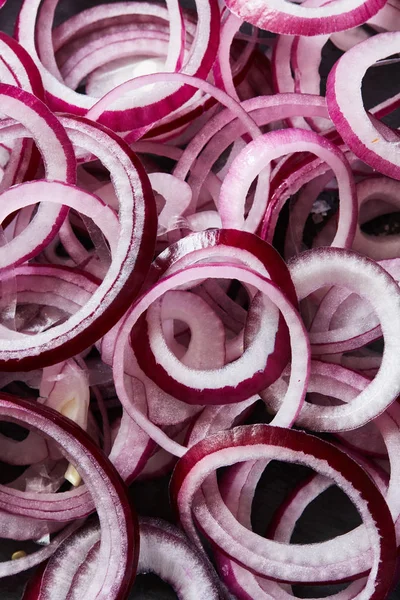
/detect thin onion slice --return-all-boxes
[0,392,138,598]
[170,424,396,591]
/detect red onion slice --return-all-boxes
[326,31,400,180]
[216,465,368,600]
[17,0,220,131]
[114,262,309,455]
[262,360,400,523]
[171,424,396,590]
[133,286,284,405]
[0,392,138,597]
[39,359,90,431]
[137,518,222,599]
[0,180,118,271]
[173,93,329,214]
[24,517,222,600]
[86,71,261,137]
[0,84,75,270]
[218,128,356,244]
[0,112,157,369]
[0,33,44,97]
[289,248,400,430]
[22,521,101,600]
[223,0,386,36]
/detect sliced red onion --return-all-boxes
[216,465,369,600]
[86,72,261,138]
[24,517,222,600]
[223,0,386,36]
[137,517,222,599]
[326,31,400,180]
[262,361,400,522]
[0,1,400,597]
[0,511,64,542]
[17,0,219,131]
[0,112,156,369]
[0,33,44,97]
[215,461,372,600]
[173,94,329,215]
[62,38,170,92]
[0,392,138,597]
[39,359,90,431]
[171,424,396,590]
[130,231,299,410]
[0,84,74,269]
[0,264,98,326]
[0,181,111,275]
[149,229,297,299]
[218,128,356,245]
[0,181,115,361]
[40,1,188,79]
[22,521,101,600]
[132,282,285,405]
[289,248,400,429]
[114,261,309,456]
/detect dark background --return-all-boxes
[0,1,398,599]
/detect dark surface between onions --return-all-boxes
[1,1,400,600]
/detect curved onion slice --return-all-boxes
[0,392,138,598]
[289,247,400,430]
[0,84,74,269]
[218,127,356,243]
[22,521,102,600]
[17,0,220,131]
[170,424,396,591]
[138,518,222,599]
[223,0,386,36]
[326,31,400,180]
[215,465,368,600]
[0,33,44,97]
[114,261,309,457]
[0,113,157,370]
[24,517,222,600]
